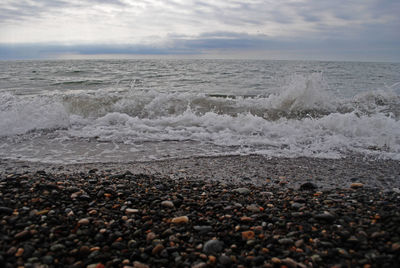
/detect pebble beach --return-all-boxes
[1,155,400,267]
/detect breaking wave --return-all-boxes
[1,72,399,161]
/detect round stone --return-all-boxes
[203,240,224,255]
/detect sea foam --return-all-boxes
[0,67,399,162]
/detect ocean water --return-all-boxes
[0,59,399,163]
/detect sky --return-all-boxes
[0,0,399,61]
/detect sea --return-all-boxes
[0,59,399,164]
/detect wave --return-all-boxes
[1,73,399,160]
[0,93,70,136]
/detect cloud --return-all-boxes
[0,0,399,61]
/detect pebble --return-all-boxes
[392,242,400,251]
[299,182,317,190]
[78,218,90,225]
[240,216,253,222]
[271,257,281,264]
[282,257,301,268]
[278,238,294,245]
[1,170,399,267]
[191,262,207,268]
[315,212,335,222]
[146,232,156,241]
[42,255,54,265]
[14,230,30,239]
[88,209,97,215]
[171,216,189,224]
[291,202,303,209]
[161,200,175,208]
[126,208,139,214]
[50,243,65,252]
[133,261,149,268]
[233,188,250,194]
[219,254,232,266]
[350,183,364,189]
[15,248,24,257]
[193,226,213,233]
[311,254,322,262]
[203,240,224,255]
[241,231,255,240]
[246,204,261,213]
[152,244,164,255]
[0,206,13,215]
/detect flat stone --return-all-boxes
[282,258,300,268]
[240,216,253,222]
[233,188,251,194]
[78,218,90,225]
[50,244,65,252]
[0,206,13,215]
[350,183,364,189]
[278,238,294,245]
[246,204,260,213]
[133,261,149,268]
[126,208,139,214]
[161,201,175,208]
[191,262,207,268]
[203,240,224,255]
[193,226,213,233]
[315,212,335,222]
[171,216,189,224]
[299,182,317,191]
[14,230,30,240]
[291,202,303,209]
[271,257,281,264]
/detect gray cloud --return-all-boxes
[0,0,399,61]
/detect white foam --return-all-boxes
[0,94,70,136]
[1,72,399,161]
[63,108,400,160]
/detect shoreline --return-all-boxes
[1,154,400,190]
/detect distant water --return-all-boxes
[0,59,399,163]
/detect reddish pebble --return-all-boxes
[241,231,255,240]
[152,244,164,255]
[15,248,24,257]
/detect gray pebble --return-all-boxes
[233,188,250,194]
[203,239,224,254]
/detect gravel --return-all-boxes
[1,154,400,266]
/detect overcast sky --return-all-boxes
[0,0,399,61]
